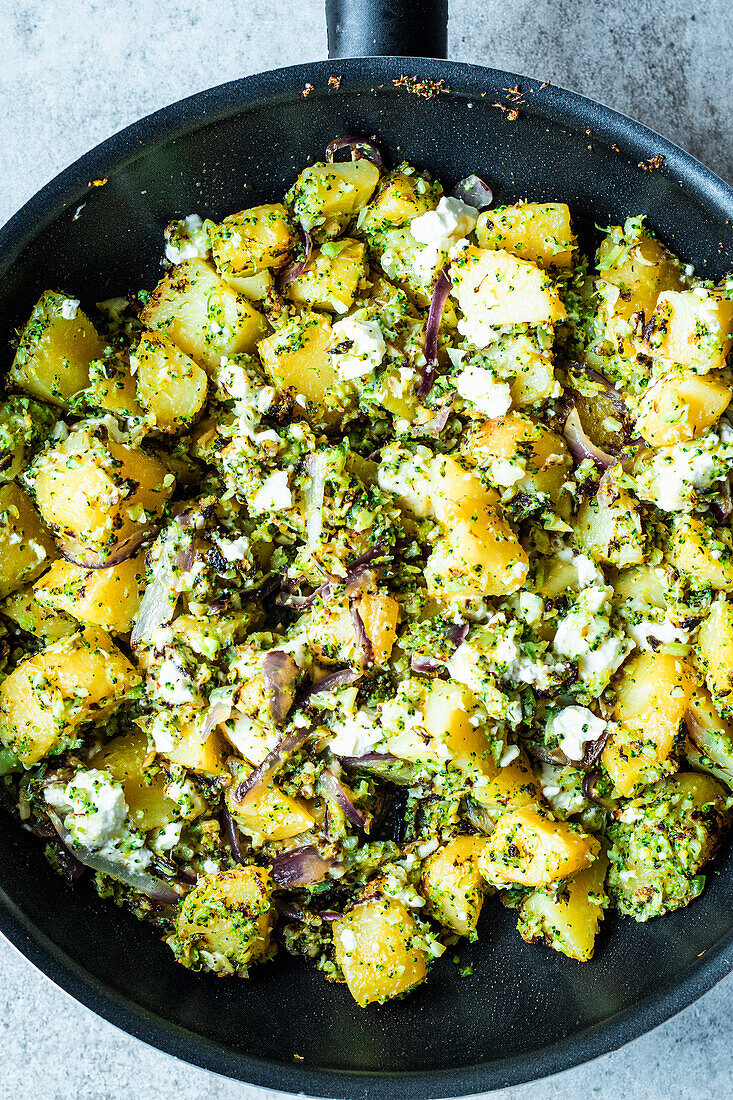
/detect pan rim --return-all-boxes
[1,52,733,1097]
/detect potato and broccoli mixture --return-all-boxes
[2,138,733,1007]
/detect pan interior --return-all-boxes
[1,57,733,1098]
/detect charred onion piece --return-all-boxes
[325,136,385,170]
[581,727,612,767]
[277,222,313,289]
[232,726,312,802]
[349,596,374,670]
[295,667,362,708]
[262,650,300,724]
[58,527,154,570]
[222,806,246,865]
[563,407,617,469]
[319,768,370,831]
[451,174,493,210]
[271,844,341,887]
[419,267,452,398]
[525,742,572,767]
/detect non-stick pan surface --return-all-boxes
[2,4,733,1095]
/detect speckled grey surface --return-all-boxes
[1,0,732,1096]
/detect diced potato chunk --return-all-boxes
[685,684,733,787]
[289,160,380,230]
[141,258,267,372]
[0,627,140,765]
[164,719,228,776]
[462,412,571,503]
[33,551,145,635]
[286,239,366,314]
[0,483,56,598]
[476,202,576,269]
[597,228,684,322]
[306,586,398,668]
[91,730,178,831]
[359,172,436,233]
[518,847,609,961]
[473,748,543,818]
[643,289,733,374]
[602,651,697,796]
[670,515,733,591]
[0,587,76,641]
[10,291,105,408]
[575,489,645,567]
[386,679,496,779]
[258,312,340,426]
[425,456,528,600]
[132,331,208,433]
[174,866,274,973]
[450,247,566,327]
[30,425,173,563]
[636,371,732,446]
[226,777,314,842]
[422,835,489,936]
[697,600,733,719]
[210,203,293,277]
[333,895,428,1006]
[478,804,598,887]
[83,353,143,419]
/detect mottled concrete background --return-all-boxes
[1,0,732,1096]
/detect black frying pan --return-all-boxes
[1,2,733,1096]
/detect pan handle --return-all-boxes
[325,0,448,59]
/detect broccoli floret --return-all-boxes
[607,772,731,921]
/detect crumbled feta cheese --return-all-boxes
[45,769,127,849]
[329,316,386,380]
[549,706,606,762]
[165,214,209,263]
[626,615,689,651]
[410,196,478,281]
[499,744,520,766]
[635,434,732,512]
[519,592,544,625]
[490,457,526,486]
[224,712,278,764]
[377,443,433,518]
[217,535,250,562]
[156,656,196,706]
[150,821,183,854]
[454,364,512,419]
[253,470,292,513]
[329,709,385,758]
[60,297,80,320]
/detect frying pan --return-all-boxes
[2,1,733,1095]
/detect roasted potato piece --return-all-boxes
[30,425,174,563]
[685,684,733,788]
[0,483,56,598]
[597,224,684,322]
[286,239,367,314]
[333,895,428,1006]
[473,748,543,818]
[164,721,228,777]
[422,834,489,936]
[174,866,274,973]
[636,371,732,446]
[450,247,566,328]
[289,160,380,231]
[517,846,609,961]
[642,288,733,374]
[132,331,208,433]
[461,412,572,504]
[10,291,105,408]
[141,258,267,372]
[226,777,314,842]
[210,203,293,278]
[305,586,399,668]
[258,312,341,427]
[697,600,733,719]
[670,515,733,591]
[82,353,144,419]
[476,202,576,269]
[602,651,697,797]
[33,551,146,635]
[478,804,598,887]
[575,489,645,568]
[0,586,76,642]
[91,729,179,831]
[0,627,140,765]
[359,171,437,233]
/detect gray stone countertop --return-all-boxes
[1,0,732,1096]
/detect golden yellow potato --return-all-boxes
[141,258,267,372]
[0,586,76,642]
[603,651,697,796]
[359,172,435,233]
[518,847,609,961]
[91,729,179,831]
[670,516,733,591]
[210,203,293,277]
[258,312,341,426]
[286,239,367,314]
[473,748,543,818]
[462,412,572,502]
[697,600,733,719]
[33,551,145,635]
[0,483,56,599]
[575,489,646,568]
[226,778,314,842]
[84,353,143,419]
[476,202,576,269]
[0,627,140,765]
[422,835,489,936]
[10,291,105,408]
[450,247,566,327]
[333,895,428,1006]
[175,866,274,973]
[30,425,173,563]
[597,229,684,322]
[164,721,229,776]
[289,160,381,229]
[479,805,598,887]
[132,331,208,433]
[385,679,496,779]
[643,288,733,374]
[636,371,732,446]
[305,586,399,668]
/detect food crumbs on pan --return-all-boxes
[72,203,86,221]
[638,154,665,171]
[492,85,526,121]
[89,178,107,188]
[393,75,450,98]
[302,83,314,98]
[328,76,342,90]
[611,143,621,152]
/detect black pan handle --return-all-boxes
[326,0,448,59]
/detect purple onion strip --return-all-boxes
[563,407,617,470]
[349,597,374,670]
[277,223,313,289]
[271,844,340,887]
[222,806,246,865]
[325,136,384,170]
[319,769,370,831]
[58,527,154,570]
[262,650,299,724]
[419,267,452,398]
[232,726,311,803]
[295,667,361,709]
[451,174,493,210]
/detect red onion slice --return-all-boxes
[563,407,617,469]
[221,806,246,865]
[419,267,452,398]
[200,701,232,740]
[343,542,388,587]
[581,727,612,767]
[410,654,444,675]
[451,175,493,210]
[711,476,733,521]
[277,223,313,290]
[319,769,370,831]
[463,798,495,835]
[338,752,417,785]
[295,667,362,708]
[525,742,572,767]
[420,395,454,436]
[349,597,374,670]
[58,528,153,570]
[271,844,341,887]
[232,726,312,802]
[325,136,384,170]
[275,578,331,610]
[574,364,631,424]
[262,650,300,724]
